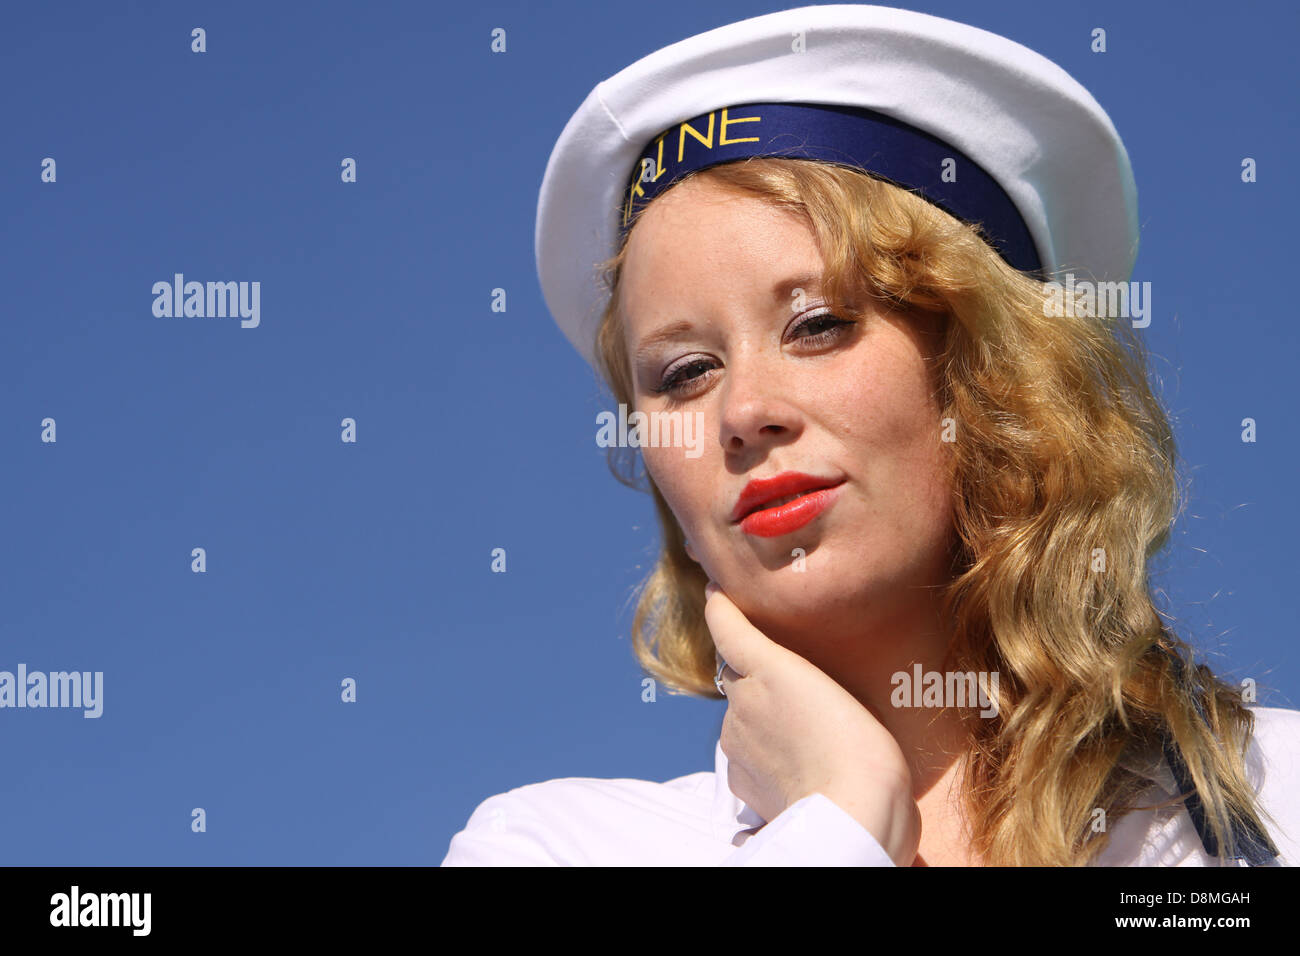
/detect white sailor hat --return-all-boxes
[535,3,1140,367]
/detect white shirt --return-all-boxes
[440,705,1300,866]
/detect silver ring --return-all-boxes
[714,658,729,697]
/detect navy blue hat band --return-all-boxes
[620,101,1044,277]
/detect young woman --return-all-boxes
[442,4,1300,866]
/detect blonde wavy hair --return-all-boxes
[589,157,1277,866]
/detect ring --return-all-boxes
[714,658,729,697]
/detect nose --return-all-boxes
[717,352,804,456]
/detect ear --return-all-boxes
[684,537,699,563]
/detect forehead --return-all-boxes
[618,177,822,310]
[626,175,811,247]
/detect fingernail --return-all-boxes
[704,580,718,599]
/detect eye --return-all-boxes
[787,310,854,347]
[652,356,716,397]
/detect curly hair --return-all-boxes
[589,156,1277,866]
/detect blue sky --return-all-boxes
[1,0,1296,865]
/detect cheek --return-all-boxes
[824,351,950,514]
[642,447,706,535]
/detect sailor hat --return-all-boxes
[534,4,1140,367]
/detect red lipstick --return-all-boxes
[731,472,845,538]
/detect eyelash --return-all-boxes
[651,311,854,396]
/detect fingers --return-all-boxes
[714,655,739,697]
[703,580,774,679]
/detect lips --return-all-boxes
[731,472,844,523]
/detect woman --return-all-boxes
[442,4,1300,866]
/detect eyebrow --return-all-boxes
[633,320,696,364]
[772,271,823,303]
[631,271,825,364]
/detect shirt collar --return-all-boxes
[708,735,1181,846]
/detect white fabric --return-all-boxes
[441,706,1300,866]
[535,3,1140,367]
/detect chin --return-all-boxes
[736,559,906,629]
[729,571,846,622]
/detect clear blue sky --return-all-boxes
[1,0,1296,865]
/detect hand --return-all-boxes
[705,580,921,866]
